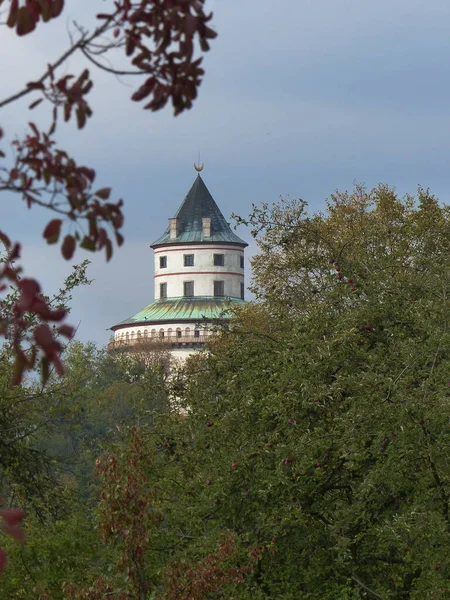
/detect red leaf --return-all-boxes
[112,212,124,229]
[94,187,111,200]
[10,243,20,260]
[132,78,155,102]
[47,308,67,322]
[0,509,24,527]
[28,122,39,137]
[18,277,41,298]
[76,105,86,129]
[52,353,64,376]
[39,0,52,22]
[51,0,64,18]
[105,238,113,262]
[80,236,96,252]
[43,219,62,244]
[34,324,54,351]
[61,234,75,259]
[29,97,43,110]
[57,324,75,338]
[16,6,36,36]
[34,303,67,321]
[0,231,11,249]
[78,166,96,182]
[6,0,19,27]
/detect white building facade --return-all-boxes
[109,172,247,361]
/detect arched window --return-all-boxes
[151,329,156,337]
[130,331,135,340]
[194,328,200,338]
[185,327,191,337]
[167,328,173,339]
[137,330,141,339]
[144,329,148,338]
[126,332,130,341]
[176,328,182,338]
[159,329,165,338]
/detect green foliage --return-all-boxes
[177,185,450,598]
[145,185,450,598]
[0,336,170,598]
[4,184,450,599]
[1,511,118,600]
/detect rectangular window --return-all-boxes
[240,282,245,300]
[184,254,194,266]
[214,280,224,297]
[213,253,224,266]
[159,256,167,268]
[160,283,167,298]
[183,281,194,297]
[240,255,244,269]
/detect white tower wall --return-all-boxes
[154,244,244,299]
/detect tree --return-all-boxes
[98,185,450,599]
[179,184,450,598]
[0,0,217,383]
[0,340,172,597]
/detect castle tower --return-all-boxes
[109,171,247,361]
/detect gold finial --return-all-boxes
[194,152,204,172]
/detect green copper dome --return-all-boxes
[111,296,245,330]
[151,175,247,247]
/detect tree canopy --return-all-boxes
[4,184,448,599]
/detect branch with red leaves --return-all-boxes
[163,534,262,600]
[96,428,158,599]
[0,233,75,383]
[0,0,217,118]
[1,124,124,261]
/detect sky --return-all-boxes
[2,0,450,345]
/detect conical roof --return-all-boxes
[151,175,247,247]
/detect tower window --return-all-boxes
[214,280,224,297]
[184,254,194,266]
[240,282,245,300]
[183,281,194,297]
[240,255,244,269]
[160,283,167,298]
[159,256,167,268]
[213,253,224,266]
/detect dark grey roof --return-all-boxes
[151,175,247,247]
